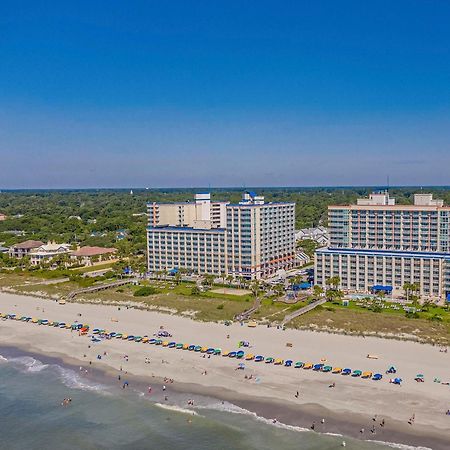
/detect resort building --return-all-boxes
[315,191,450,301]
[70,246,117,266]
[29,242,71,265]
[9,240,44,258]
[147,192,296,279]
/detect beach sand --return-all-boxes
[1,291,449,449]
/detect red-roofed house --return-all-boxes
[70,246,117,266]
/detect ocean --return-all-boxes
[0,349,418,450]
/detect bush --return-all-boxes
[133,286,158,297]
[216,303,224,310]
[370,305,383,313]
[405,311,419,319]
[190,286,201,296]
[429,314,443,322]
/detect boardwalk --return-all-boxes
[281,297,327,326]
[67,279,138,300]
[234,297,261,322]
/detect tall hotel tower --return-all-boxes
[315,191,450,301]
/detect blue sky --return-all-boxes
[1,1,450,188]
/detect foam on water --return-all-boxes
[1,354,107,393]
[368,440,432,450]
[155,403,199,416]
[195,401,310,432]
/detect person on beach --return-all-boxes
[311,422,315,430]
[163,385,166,391]
[148,386,152,394]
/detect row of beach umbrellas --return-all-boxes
[1,312,398,382]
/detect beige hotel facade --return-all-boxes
[147,192,296,280]
[315,192,450,301]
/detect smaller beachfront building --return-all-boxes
[9,240,44,259]
[70,246,117,266]
[29,242,71,265]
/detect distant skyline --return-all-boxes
[1,1,450,188]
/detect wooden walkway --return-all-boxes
[281,298,327,326]
[67,279,138,300]
[234,297,261,322]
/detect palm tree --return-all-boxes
[313,285,324,298]
[251,280,261,299]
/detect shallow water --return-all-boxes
[0,351,415,450]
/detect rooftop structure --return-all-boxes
[71,246,117,257]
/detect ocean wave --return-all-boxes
[53,365,107,392]
[154,403,198,416]
[3,354,107,393]
[195,401,310,432]
[7,355,49,372]
[368,440,432,450]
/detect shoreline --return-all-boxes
[0,342,444,450]
[1,291,450,449]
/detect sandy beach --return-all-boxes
[1,291,449,449]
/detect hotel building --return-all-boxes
[315,192,450,301]
[147,192,296,279]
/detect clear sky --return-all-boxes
[1,1,450,188]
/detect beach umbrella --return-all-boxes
[313,363,324,371]
[342,368,352,375]
[245,354,255,360]
[362,371,373,378]
[194,345,202,352]
[332,367,342,374]
[274,358,283,365]
[176,343,183,349]
[351,370,362,377]
[265,357,274,364]
[255,355,264,362]
[416,374,424,378]
[236,350,245,359]
[207,348,215,354]
[373,373,383,381]
[323,365,332,372]
[229,352,237,358]
[294,361,304,368]
[214,348,221,355]
[303,363,313,369]
[285,360,293,367]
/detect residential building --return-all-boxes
[29,242,71,265]
[147,192,296,279]
[295,226,329,247]
[9,240,44,258]
[315,191,450,301]
[70,246,117,266]
[0,213,7,221]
